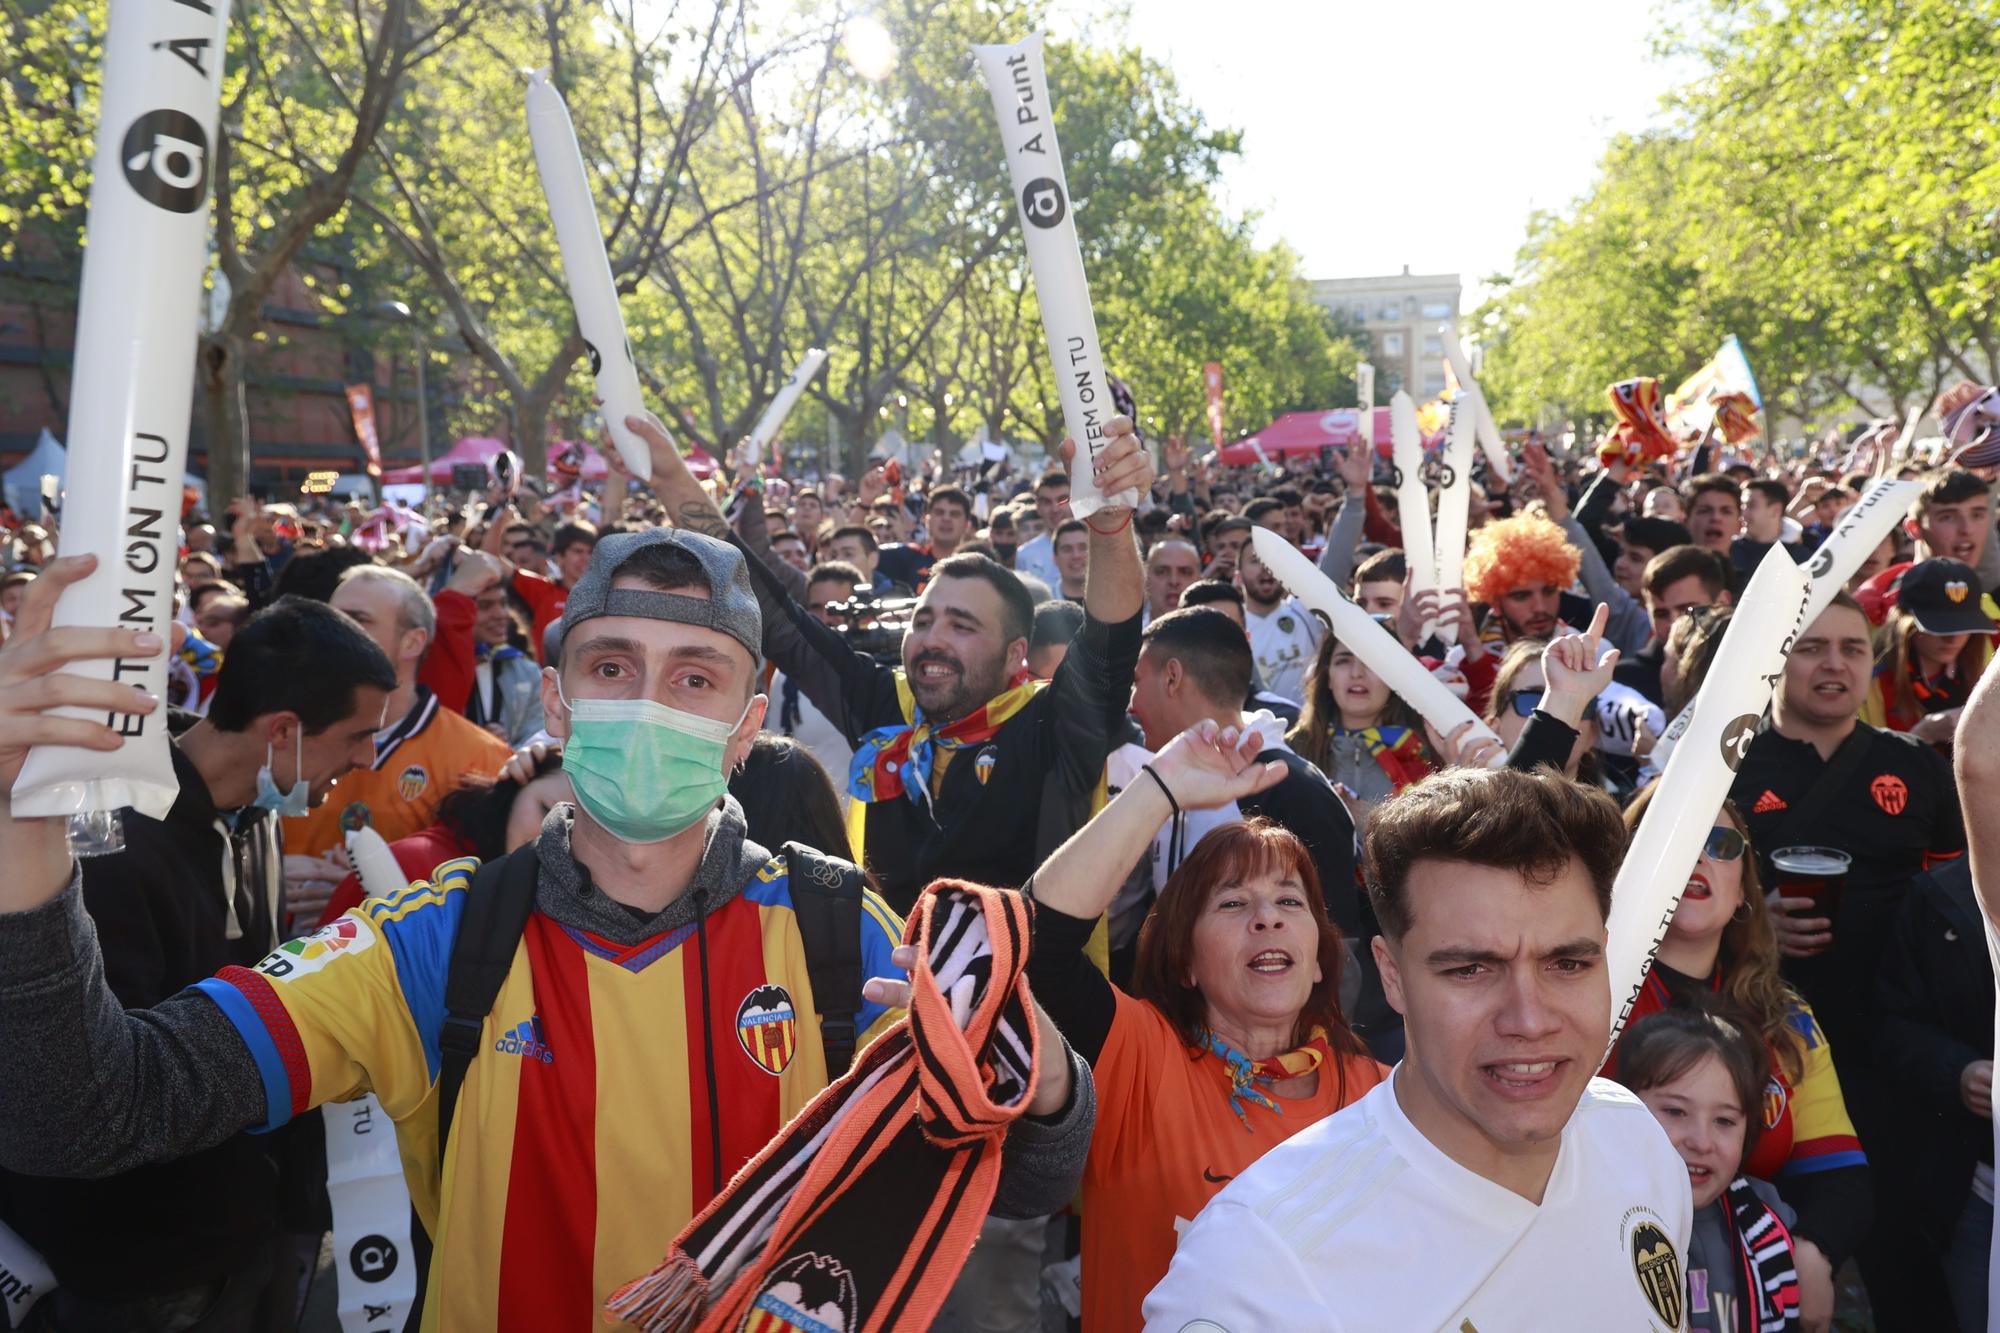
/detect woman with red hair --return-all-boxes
[1026,721,1385,1333]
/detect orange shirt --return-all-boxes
[1080,990,1386,1333]
[284,690,512,859]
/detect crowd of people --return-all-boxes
[0,388,1997,1333]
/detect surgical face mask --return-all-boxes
[560,683,748,844]
[254,731,311,817]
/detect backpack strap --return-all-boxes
[783,841,868,1076]
[436,845,541,1158]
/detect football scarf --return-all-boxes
[1710,391,1762,446]
[1725,1175,1801,1331]
[605,881,1040,1333]
[1201,1028,1331,1128]
[1331,725,1432,789]
[847,677,1042,807]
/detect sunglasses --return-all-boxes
[1702,825,1747,862]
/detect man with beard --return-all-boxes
[1237,543,1322,705]
[1462,510,1588,649]
[1731,593,1966,1327]
[635,413,1149,913]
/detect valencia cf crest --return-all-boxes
[737,984,798,1075]
[1628,1218,1684,1328]
[397,764,429,801]
[747,1252,858,1332]
[1763,1076,1788,1130]
[1871,772,1908,816]
[974,745,998,786]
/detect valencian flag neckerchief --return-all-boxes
[1202,1029,1332,1129]
[1330,724,1432,790]
[848,676,1043,808]
[605,882,1040,1333]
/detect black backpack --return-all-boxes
[433,839,869,1156]
[403,841,868,1328]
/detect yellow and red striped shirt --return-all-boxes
[196,853,903,1330]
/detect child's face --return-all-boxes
[1636,1053,1747,1210]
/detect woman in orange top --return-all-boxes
[1026,720,1386,1333]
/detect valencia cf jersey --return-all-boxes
[1146,1076,1695,1333]
[283,687,512,860]
[193,853,904,1330]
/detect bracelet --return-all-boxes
[1084,509,1134,536]
[1140,763,1180,817]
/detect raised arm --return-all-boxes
[1954,653,2000,934]
[1067,416,1153,625]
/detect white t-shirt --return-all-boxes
[1245,595,1322,705]
[1144,1074,1694,1333]
[1014,533,1061,593]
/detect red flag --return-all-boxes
[345,384,383,479]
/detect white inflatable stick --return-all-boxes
[526,70,651,480]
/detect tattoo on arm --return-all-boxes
[675,500,730,540]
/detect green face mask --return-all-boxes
[560,692,748,844]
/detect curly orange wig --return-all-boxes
[1462,511,1581,605]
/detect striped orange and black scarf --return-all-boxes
[606,881,1040,1332]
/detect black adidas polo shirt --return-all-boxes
[1730,719,1963,1054]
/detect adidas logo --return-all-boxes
[1752,790,1787,814]
[494,1016,554,1065]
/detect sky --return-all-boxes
[1047,0,1697,303]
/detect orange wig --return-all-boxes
[1462,511,1581,605]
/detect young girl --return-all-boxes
[1286,631,1433,809]
[1622,1006,1805,1332]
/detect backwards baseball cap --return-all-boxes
[553,528,763,667]
[1895,557,1997,636]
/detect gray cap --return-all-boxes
[553,527,763,667]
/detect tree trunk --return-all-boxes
[515,391,552,481]
[199,333,250,509]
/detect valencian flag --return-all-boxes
[847,678,1042,805]
[1666,335,1763,439]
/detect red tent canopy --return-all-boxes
[383,437,719,484]
[1217,408,1398,466]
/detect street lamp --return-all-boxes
[371,300,430,510]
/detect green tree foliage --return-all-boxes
[1481,0,2000,431]
[2,0,1367,491]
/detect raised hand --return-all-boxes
[1059,415,1155,512]
[1147,719,1287,812]
[1334,439,1373,490]
[1539,602,1620,728]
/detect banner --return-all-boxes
[1204,361,1225,451]
[973,35,1135,518]
[1356,361,1374,431]
[12,0,231,824]
[1605,544,1810,1052]
[525,70,651,480]
[345,384,382,479]
[1665,335,1763,440]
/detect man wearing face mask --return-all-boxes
[0,538,1095,1330]
[0,596,395,1328]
